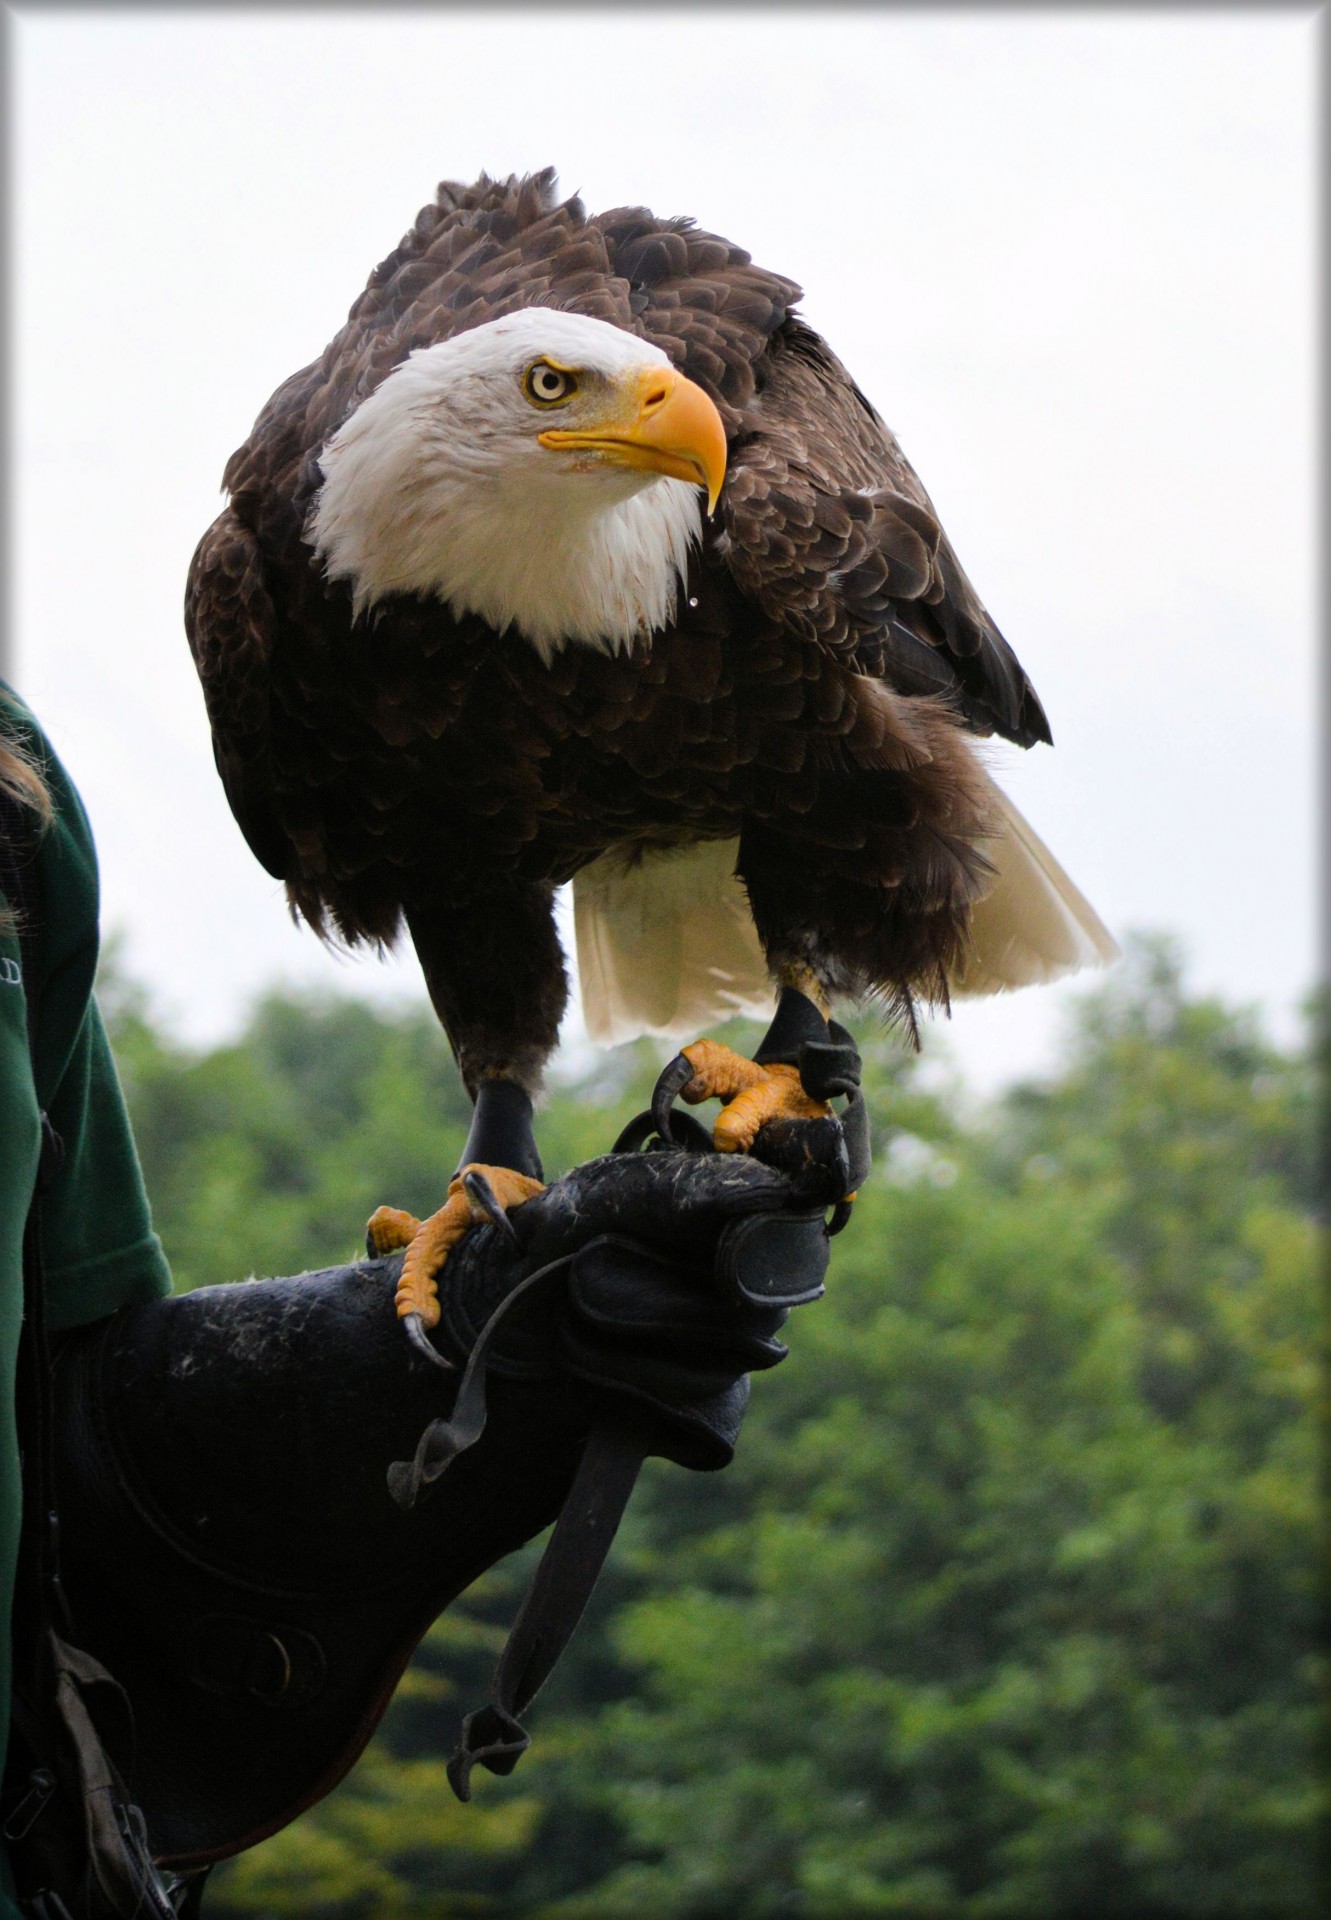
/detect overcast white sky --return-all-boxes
[7,5,1319,1094]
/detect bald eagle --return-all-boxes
[187,169,1113,1316]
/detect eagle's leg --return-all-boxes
[368,884,565,1327]
[455,1074,544,1181]
[674,978,836,1154]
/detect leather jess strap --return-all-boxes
[393,1211,831,1802]
[446,1423,645,1800]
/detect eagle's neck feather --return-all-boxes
[391,466,702,664]
[306,353,703,661]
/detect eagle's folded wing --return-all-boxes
[185,507,289,882]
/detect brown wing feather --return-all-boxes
[595,203,800,423]
[714,319,1051,747]
[185,507,289,882]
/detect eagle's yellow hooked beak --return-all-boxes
[539,366,727,514]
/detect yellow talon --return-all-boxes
[679,1040,832,1154]
[367,1205,422,1255]
[379,1165,545,1330]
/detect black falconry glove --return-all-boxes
[391,1147,834,1498]
[35,1087,860,1880]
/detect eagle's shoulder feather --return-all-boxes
[716,318,1051,748]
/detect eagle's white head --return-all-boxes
[307,308,727,662]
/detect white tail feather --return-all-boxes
[572,786,1117,1045]
[573,840,772,1045]
[951,776,1120,996]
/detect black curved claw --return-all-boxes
[827,1196,856,1236]
[461,1169,523,1248]
[389,1253,575,1510]
[612,1106,716,1156]
[400,1309,456,1375]
[651,1052,698,1147]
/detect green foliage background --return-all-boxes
[99,938,1322,1918]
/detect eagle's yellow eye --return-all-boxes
[524,361,578,406]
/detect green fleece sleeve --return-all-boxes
[41,994,171,1332]
[1,688,171,1879]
